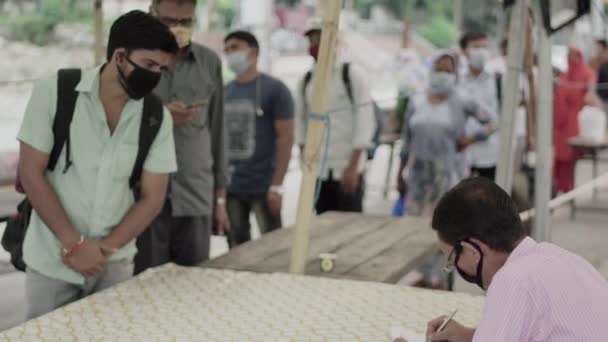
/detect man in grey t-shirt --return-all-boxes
[223,31,294,247]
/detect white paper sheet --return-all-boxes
[389,326,425,342]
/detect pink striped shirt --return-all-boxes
[473,237,608,342]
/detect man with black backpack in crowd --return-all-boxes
[297,18,374,214]
[15,10,178,319]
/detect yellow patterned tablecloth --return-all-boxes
[1,264,484,341]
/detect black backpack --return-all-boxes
[1,69,164,272]
[302,63,384,159]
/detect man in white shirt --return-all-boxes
[297,21,374,214]
[460,32,500,180]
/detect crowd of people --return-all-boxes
[8,0,608,340]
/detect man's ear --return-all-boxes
[460,239,486,261]
[113,48,125,64]
[468,238,492,256]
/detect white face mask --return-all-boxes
[226,50,252,76]
[468,48,489,71]
[429,71,456,95]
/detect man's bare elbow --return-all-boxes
[18,162,45,195]
[150,200,164,219]
[138,176,169,216]
[137,191,165,217]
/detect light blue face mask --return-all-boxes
[226,50,252,76]
[428,71,456,95]
[468,48,489,71]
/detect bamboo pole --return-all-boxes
[495,0,528,193]
[402,17,412,48]
[532,6,553,242]
[289,0,342,275]
[201,0,215,32]
[94,0,104,65]
[453,0,463,33]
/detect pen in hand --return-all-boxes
[427,309,458,342]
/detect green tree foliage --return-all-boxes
[418,15,457,48]
[1,0,91,45]
[214,0,235,29]
[461,0,500,36]
[349,0,499,47]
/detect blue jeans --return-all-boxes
[226,193,282,248]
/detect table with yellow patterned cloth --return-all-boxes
[1,265,484,341]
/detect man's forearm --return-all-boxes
[347,149,363,171]
[211,67,229,190]
[272,135,294,186]
[102,196,164,250]
[20,170,80,248]
[215,187,226,199]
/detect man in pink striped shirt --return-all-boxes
[426,178,608,342]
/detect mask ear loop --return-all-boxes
[464,239,485,289]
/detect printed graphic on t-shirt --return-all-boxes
[225,99,256,160]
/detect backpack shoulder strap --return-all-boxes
[130,94,164,189]
[342,62,355,106]
[301,70,313,114]
[302,71,313,101]
[48,69,81,172]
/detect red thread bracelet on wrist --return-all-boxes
[62,235,84,258]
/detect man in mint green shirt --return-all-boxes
[17,11,178,319]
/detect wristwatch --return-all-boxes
[216,197,226,206]
[269,185,285,195]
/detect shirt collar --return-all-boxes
[181,45,196,61]
[75,64,104,94]
[505,237,537,264]
[75,64,142,123]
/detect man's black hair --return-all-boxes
[434,53,458,73]
[224,30,260,52]
[500,38,508,55]
[431,177,526,253]
[597,39,608,49]
[106,10,178,61]
[459,32,488,51]
[305,28,321,37]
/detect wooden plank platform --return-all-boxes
[203,212,438,284]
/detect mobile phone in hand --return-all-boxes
[188,99,208,109]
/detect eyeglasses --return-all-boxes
[158,16,195,28]
[443,244,461,274]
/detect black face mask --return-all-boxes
[454,240,485,290]
[117,56,161,100]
